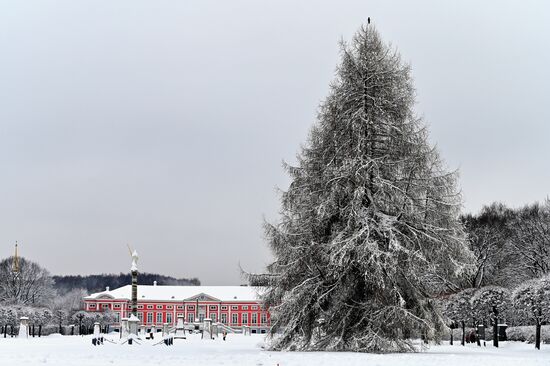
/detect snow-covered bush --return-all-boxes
[506,325,550,344]
[471,286,510,347]
[512,275,550,349]
[443,288,476,345]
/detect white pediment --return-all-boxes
[184,292,220,302]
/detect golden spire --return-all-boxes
[13,241,20,274]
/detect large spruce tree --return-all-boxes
[253,25,472,352]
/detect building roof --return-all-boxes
[84,285,261,302]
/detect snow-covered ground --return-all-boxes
[1,333,548,366]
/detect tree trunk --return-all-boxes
[461,321,465,346]
[535,322,541,350]
[450,326,453,345]
[32,324,35,337]
[493,316,498,348]
[38,325,42,337]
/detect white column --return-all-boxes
[18,317,29,338]
[93,322,100,338]
[203,319,212,340]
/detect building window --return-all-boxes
[187,305,195,310]
[188,313,194,323]
[147,305,153,309]
[177,313,184,318]
[231,306,238,310]
[221,306,228,310]
[167,305,173,309]
[114,313,120,322]
[242,313,248,324]
[251,306,258,310]
[156,313,163,324]
[221,313,227,324]
[209,305,217,310]
[88,304,96,309]
[252,313,257,324]
[137,313,143,322]
[138,305,144,309]
[177,305,184,309]
[198,313,205,322]
[231,313,238,325]
[261,313,267,324]
[156,305,163,310]
[166,313,172,324]
[242,306,248,310]
[114,304,121,309]
[210,313,217,322]
[147,313,153,324]
[101,304,109,310]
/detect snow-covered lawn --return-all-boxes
[1,333,548,366]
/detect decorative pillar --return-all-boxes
[128,315,139,337]
[18,317,29,338]
[130,250,139,317]
[203,318,212,340]
[175,315,185,337]
[93,322,101,338]
[120,318,129,339]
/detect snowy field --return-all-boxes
[1,333,549,366]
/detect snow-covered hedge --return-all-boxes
[506,325,550,344]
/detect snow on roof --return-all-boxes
[85,285,261,302]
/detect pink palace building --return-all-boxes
[83,283,271,334]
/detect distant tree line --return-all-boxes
[52,273,200,294]
[461,199,550,289]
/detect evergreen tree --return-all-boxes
[252,24,473,352]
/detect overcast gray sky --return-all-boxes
[1,1,549,285]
